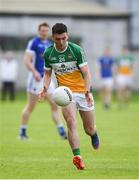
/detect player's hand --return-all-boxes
[38,87,47,102]
[85,91,93,107]
[33,70,41,81]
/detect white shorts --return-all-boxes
[72,93,94,111]
[27,74,55,95]
[116,75,133,88]
[99,77,113,89]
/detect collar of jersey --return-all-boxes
[54,42,68,53]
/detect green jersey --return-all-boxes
[43,41,87,92]
[116,54,134,75]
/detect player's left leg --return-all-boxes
[125,86,132,102]
[117,85,126,109]
[79,110,100,150]
[46,93,67,139]
[124,75,133,103]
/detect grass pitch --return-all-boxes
[0,92,139,179]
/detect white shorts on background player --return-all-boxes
[99,77,113,89]
[27,74,55,95]
[116,75,133,88]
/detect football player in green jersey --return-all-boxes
[116,46,135,108]
[39,23,100,170]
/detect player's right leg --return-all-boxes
[19,93,38,139]
[62,103,85,170]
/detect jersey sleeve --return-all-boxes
[76,47,87,68]
[43,50,52,70]
[26,39,36,55]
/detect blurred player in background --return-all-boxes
[39,23,100,170]
[116,46,135,109]
[98,48,115,109]
[0,51,18,101]
[19,22,67,140]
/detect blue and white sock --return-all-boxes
[20,125,27,136]
[57,124,66,137]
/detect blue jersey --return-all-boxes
[26,37,52,77]
[99,56,114,78]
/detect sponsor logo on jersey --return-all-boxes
[55,63,78,74]
[61,64,66,68]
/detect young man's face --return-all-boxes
[52,32,68,51]
[104,48,110,56]
[39,26,49,40]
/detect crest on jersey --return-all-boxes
[59,55,65,62]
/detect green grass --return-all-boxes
[0,92,139,179]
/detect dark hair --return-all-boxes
[52,23,67,34]
[38,22,49,30]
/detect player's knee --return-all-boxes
[84,126,95,136]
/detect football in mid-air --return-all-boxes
[53,86,73,106]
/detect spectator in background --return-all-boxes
[0,51,18,101]
[116,46,135,109]
[98,48,115,109]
